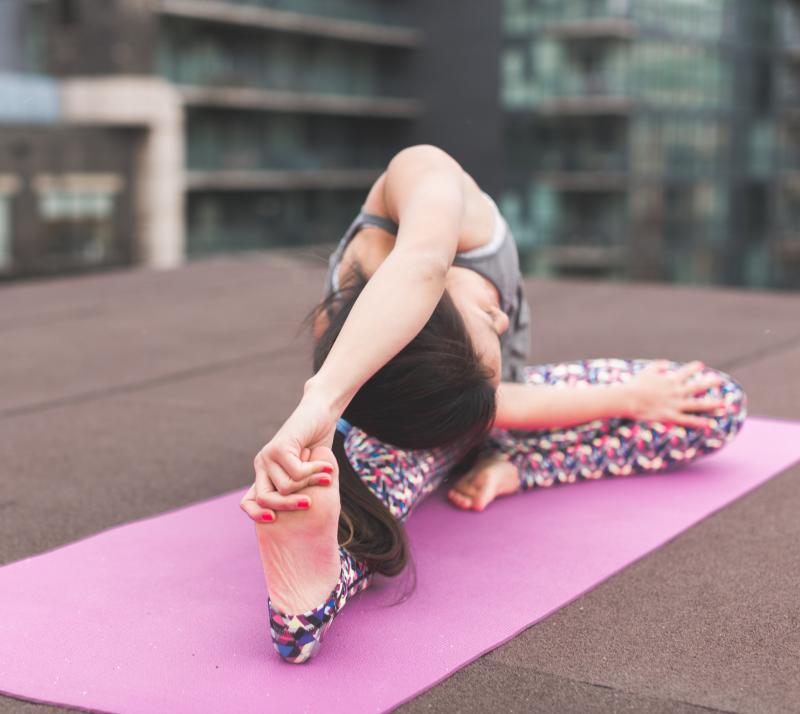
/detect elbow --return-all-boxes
[392,245,450,285]
[414,251,451,286]
[421,251,451,283]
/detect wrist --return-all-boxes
[618,381,639,420]
[303,373,354,419]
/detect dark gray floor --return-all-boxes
[1,252,799,714]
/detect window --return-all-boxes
[0,175,19,271]
[34,174,122,266]
[0,195,11,271]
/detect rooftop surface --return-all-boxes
[1,251,799,714]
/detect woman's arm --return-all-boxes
[494,360,725,431]
[305,145,466,415]
[250,146,468,505]
[494,381,636,430]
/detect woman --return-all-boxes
[239,145,747,664]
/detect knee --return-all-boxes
[707,367,748,421]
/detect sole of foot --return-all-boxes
[255,471,343,615]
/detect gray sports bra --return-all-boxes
[323,191,531,382]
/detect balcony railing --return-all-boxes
[157,29,413,101]
[185,168,381,190]
[535,149,628,173]
[159,0,416,31]
[504,0,727,41]
[186,117,401,172]
[179,85,422,117]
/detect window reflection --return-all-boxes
[0,193,11,271]
[35,176,120,266]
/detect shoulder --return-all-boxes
[383,145,466,222]
[386,144,463,173]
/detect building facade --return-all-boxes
[1,0,798,289]
[1,0,431,278]
[500,0,799,289]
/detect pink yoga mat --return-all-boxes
[1,416,799,713]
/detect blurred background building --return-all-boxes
[0,0,797,290]
[501,0,798,289]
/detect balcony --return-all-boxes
[536,172,629,191]
[540,19,637,40]
[157,0,421,46]
[504,0,725,41]
[185,167,381,190]
[534,95,634,116]
[179,85,422,117]
[504,71,634,114]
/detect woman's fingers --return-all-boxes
[254,456,276,503]
[679,396,726,413]
[255,455,327,500]
[673,360,704,379]
[667,410,715,429]
[240,484,276,523]
[261,459,300,498]
[688,374,724,393]
[240,497,276,523]
[254,492,313,511]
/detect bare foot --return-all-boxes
[254,447,342,615]
[447,457,521,512]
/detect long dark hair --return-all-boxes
[309,264,496,594]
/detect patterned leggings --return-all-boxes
[267,358,748,663]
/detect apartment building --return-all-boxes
[776,0,800,288]
[0,0,433,278]
[499,0,798,289]
[2,0,797,289]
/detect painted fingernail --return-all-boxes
[298,499,310,509]
[321,465,334,474]
[261,513,274,522]
[318,476,332,486]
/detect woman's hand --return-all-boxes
[252,388,339,511]
[625,360,726,429]
[242,444,336,523]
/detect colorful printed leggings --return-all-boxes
[268,358,748,663]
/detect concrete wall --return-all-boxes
[42,0,158,76]
[0,0,26,71]
[410,0,503,197]
[61,77,186,269]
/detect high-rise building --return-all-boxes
[775,0,800,288]
[500,0,799,289]
[2,0,798,290]
[0,0,429,278]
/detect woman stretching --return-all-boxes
[239,145,748,664]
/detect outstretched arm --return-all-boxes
[250,145,467,512]
[494,380,636,430]
[494,360,725,431]
[307,145,466,415]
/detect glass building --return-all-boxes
[500,0,798,289]
[155,0,422,257]
[2,0,423,276]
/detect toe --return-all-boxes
[448,489,472,509]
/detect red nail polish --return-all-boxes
[318,476,332,486]
[298,499,310,509]
[261,513,274,522]
[321,465,333,474]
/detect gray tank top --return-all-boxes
[323,191,531,383]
